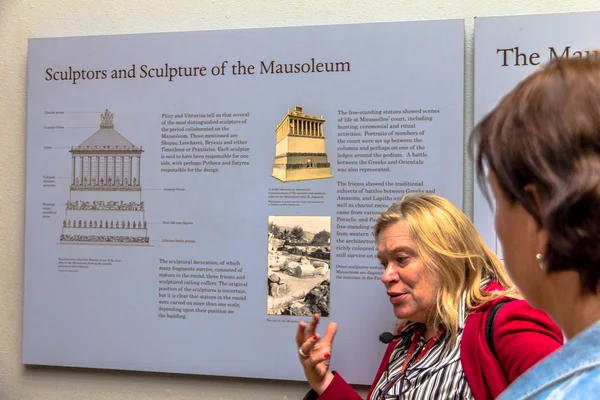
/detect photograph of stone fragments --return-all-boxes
[267,215,331,316]
[271,105,333,182]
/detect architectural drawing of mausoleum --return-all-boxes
[271,106,333,182]
[60,109,149,245]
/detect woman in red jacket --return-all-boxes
[296,194,563,400]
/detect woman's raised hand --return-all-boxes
[296,314,338,394]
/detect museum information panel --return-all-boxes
[24,20,464,384]
[474,11,600,259]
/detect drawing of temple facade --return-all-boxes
[271,106,333,182]
[60,109,149,245]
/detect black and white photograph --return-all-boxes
[267,215,331,317]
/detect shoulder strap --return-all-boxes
[485,300,510,361]
[302,389,318,400]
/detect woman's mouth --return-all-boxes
[387,292,408,304]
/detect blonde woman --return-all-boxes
[296,194,563,400]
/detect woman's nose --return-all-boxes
[381,264,398,284]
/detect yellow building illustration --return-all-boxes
[272,106,333,182]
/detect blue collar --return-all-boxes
[500,319,600,399]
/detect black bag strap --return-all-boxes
[485,300,510,361]
[302,389,319,400]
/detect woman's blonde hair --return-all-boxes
[374,193,521,343]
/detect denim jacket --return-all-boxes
[497,319,600,400]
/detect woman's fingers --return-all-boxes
[311,350,331,364]
[299,324,335,362]
[295,320,308,348]
[306,314,320,337]
[321,322,338,348]
[296,315,333,364]
[298,332,321,360]
[295,314,320,347]
[295,319,336,394]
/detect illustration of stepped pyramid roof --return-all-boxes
[72,109,141,151]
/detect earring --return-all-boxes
[536,254,545,271]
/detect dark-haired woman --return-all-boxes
[471,55,600,399]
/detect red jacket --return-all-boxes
[315,283,564,400]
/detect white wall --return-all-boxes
[1,1,598,399]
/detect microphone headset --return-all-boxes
[379,331,402,344]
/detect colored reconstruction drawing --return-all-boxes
[60,109,149,245]
[271,106,333,182]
